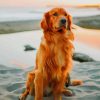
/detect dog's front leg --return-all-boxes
[53,75,66,100]
[34,70,43,100]
[53,81,64,100]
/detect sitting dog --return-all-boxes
[19,8,82,100]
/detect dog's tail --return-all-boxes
[71,80,83,86]
[66,73,83,87]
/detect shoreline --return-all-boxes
[0,15,100,34]
[0,20,41,34]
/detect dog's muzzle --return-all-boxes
[60,18,66,24]
[59,18,67,28]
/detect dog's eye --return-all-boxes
[53,12,58,16]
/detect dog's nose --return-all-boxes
[60,19,66,24]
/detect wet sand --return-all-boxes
[73,25,100,49]
[0,28,100,68]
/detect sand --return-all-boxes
[0,29,100,68]
[0,61,100,100]
[0,27,100,100]
[73,25,100,49]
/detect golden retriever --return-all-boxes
[19,8,82,100]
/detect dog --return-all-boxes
[19,8,82,100]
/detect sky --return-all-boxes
[0,0,100,7]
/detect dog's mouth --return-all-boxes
[58,29,63,32]
[56,25,67,32]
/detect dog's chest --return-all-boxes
[56,49,66,67]
[50,44,66,67]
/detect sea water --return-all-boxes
[0,7,100,22]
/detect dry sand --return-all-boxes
[0,27,100,100]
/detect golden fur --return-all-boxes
[19,8,82,100]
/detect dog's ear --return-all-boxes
[41,12,50,31]
[67,31,74,41]
[67,14,72,30]
[67,14,74,41]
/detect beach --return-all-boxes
[0,7,100,100]
[0,61,100,100]
[0,28,100,100]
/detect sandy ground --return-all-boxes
[0,61,100,100]
[0,27,100,100]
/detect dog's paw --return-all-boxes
[19,95,26,100]
[63,89,74,96]
[71,80,83,86]
[44,92,52,97]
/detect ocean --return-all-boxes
[0,7,100,22]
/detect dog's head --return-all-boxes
[41,8,74,40]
